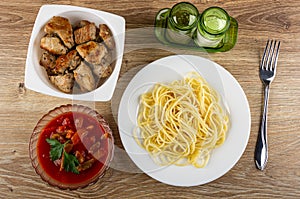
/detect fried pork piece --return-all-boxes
[93,64,113,78]
[39,51,56,71]
[49,73,74,93]
[74,23,97,45]
[54,50,81,74]
[40,35,68,55]
[78,20,91,28]
[99,24,115,49]
[76,41,108,65]
[44,16,75,49]
[93,52,113,78]
[74,62,95,92]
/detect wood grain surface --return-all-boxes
[0,0,299,198]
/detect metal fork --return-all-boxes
[254,40,281,170]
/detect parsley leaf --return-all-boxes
[46,139,79,174]
[46,138,64,161]
[63,151,79,174]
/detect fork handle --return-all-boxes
[255,84,270,170]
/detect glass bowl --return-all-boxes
[29,104,114,189]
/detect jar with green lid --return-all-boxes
[166,2,199,45]
[194,7,230,48]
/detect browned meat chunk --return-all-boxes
[39,51,56,71]
[93,64,113,78]
[73,62,95,92]
[77,159,95,172]
[99,24,115,49]
[74,23,97,45]
[78,20,91,28]
[54,50,81,74]
[76,41,108,65]
[49,73,74,93]
[44,16,75,49]
[40,35,68,55]
[92,50,113,78]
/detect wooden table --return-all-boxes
[1,0,299,198]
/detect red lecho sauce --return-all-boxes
[37,112,109,184]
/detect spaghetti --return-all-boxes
[134,72,229,168]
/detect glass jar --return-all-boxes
[165,2,199,45]
[194,7,230,48]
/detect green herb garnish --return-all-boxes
[63,151,79,174]
[46,138,64,161]
[46,138,79,174]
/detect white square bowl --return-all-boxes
[25,5,125,101]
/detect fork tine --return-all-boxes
[267,40,276,71]
[270,40,281,72]
[265,40,274,71]
[268,40,278,71]
[260,40,270,70]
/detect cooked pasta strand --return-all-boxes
[134,72,229,168]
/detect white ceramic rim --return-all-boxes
[118,55,251,186]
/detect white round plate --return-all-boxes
[118,55,251,186]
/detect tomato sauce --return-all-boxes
[37,112,109,184]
